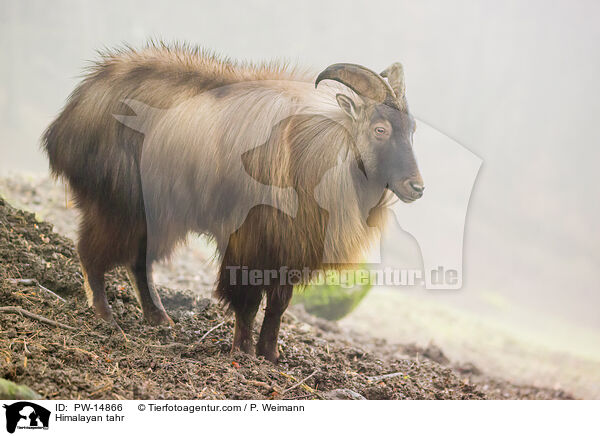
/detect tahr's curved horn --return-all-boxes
[316,63,399,109]
[380,62,406,103]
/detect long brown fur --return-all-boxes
[42,42,414,362]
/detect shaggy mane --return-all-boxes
[87,40,313,84]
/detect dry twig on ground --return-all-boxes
[0,306,76,331]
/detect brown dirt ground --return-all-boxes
[0,196,574,400]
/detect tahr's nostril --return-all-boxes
[410,181,424,193]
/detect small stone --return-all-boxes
[195,298,211,313]
[323,389,366,400]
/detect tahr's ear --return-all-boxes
[336,94,358,121]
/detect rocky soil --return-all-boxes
[0,176,574,399]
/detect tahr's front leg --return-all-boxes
[256,285,293,363]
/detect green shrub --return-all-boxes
[292,267,373,321]
[0,379,40,400]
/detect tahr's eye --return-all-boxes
[372,121,391,139]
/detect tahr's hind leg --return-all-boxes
[81,266,112,322]
[126,235,173,326]
[78,219,113,322]
[257,285,293,363]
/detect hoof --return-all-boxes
[145,309,174,326]
[232,323,255,355]
[231,342,256,356]
[256,345,279,364]
[93,304,114,323]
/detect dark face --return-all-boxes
[356,103,424,203]
[318,61,422,202]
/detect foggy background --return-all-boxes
[1,0,599,394]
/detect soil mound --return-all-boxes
[0,197,572,399]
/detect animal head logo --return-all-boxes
[3,402,50,434]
